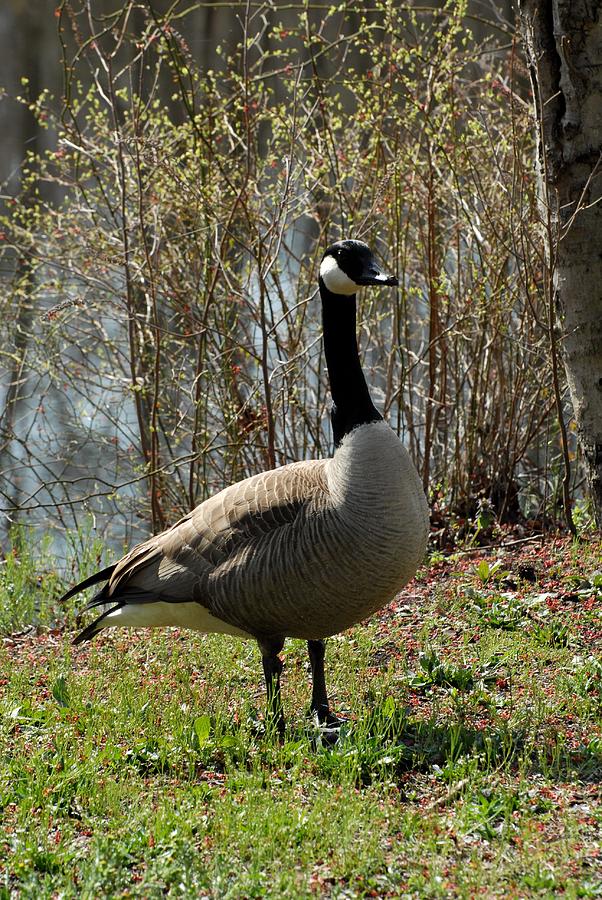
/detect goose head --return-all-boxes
[319,239,398,296]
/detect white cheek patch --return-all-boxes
[319,255,358,296]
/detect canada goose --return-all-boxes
[61,240,429,734]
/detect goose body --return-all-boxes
[62,239,429,732]
[73,421,427,643]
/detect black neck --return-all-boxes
[320,277,382,448]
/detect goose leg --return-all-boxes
[307,639,329,721]
[259,637,285,737]
[307,639,342,727]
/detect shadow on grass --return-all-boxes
[314,709,524,785]
[314,703,602,787]
[113,699,602,793]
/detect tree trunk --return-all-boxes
[520,0,602,527]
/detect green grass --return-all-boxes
[1,534,601,897]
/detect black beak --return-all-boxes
[355,262,398,287]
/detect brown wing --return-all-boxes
[99,459,330,614]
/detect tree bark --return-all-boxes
[520,0,602,527]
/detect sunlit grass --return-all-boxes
[1,535,601,896]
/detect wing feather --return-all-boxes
[87,459,330,630]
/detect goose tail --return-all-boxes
[72,603,121,645]
[59,564,116,603]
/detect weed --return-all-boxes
[572,499,598,535]
[522,866,558,891]
[530,620,572,648]
[0,527,61,633]
[406,649,503,694]
[408,650,478,691]
[468,592,526,630]
[461,788,521,840]
[566,571,602,602]
[472,559,509,586]
[567,656,602,698]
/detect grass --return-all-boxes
[1,533,601,897]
